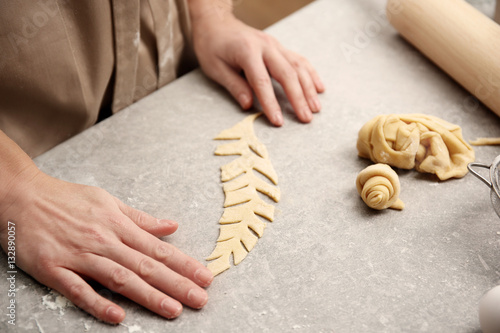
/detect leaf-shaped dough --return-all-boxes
[207,113,280,276]
[218,214,266,238]
[223,170,280,202]
[217,223,259,251]
[220,199,275,223]
[220,151,278,184]
[214,112,269,159]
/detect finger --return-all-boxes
[281,49,325,93]
[203,61,254,110]
[307,62,326,94]
[264,50,313,123]
[114,198,178,238]
[45,267,125,323]
[295,64,322,113]
[240,55,284,126]
[76,253,185,319]
[118,226,213,288]
[104,242,210,310]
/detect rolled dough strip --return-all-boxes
[356,163,404,210]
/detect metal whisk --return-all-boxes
[468,155,500,218]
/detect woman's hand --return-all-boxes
[0,167,213,324]
[191,12,325,126]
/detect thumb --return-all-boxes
[204,61,254,110]
[113,198,178,237]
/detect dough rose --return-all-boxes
[356,163,404,210]
[357,114,475,180]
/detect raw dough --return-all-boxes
[470,137,500,146]
[356,163,404,210]
[357,114,475,180]
[207,113,280,276]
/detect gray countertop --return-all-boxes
[2,0,500,332]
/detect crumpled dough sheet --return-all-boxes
[357,114,475,180]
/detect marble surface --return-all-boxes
[2,0,500,332]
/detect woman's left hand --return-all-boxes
[191,13,325,127]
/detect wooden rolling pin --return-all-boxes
[386,0,500,116]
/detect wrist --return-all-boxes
[0,131,41,222]
[187,0,234,28]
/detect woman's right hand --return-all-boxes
[0,165,213,323]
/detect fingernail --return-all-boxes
[317,79,325,92]
[194,268,213,286]
[314,97,322,112]
[273,112,283,126]
[302,108,313,122]
[187,288,208,308]
[238,94,251,108]
[106,306,124,323]
[158,219,176,227]
[161,298,182,318]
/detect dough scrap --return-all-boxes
[357,114,475,180]
[207,113,280,276]
[356,163,404,210]
[470,137,500,146]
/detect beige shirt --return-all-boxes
[496,1,500,22]
[0,0,195,157]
